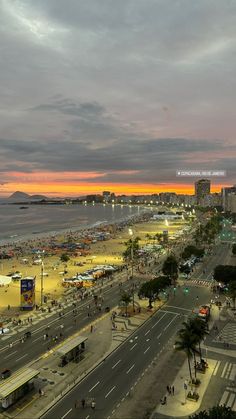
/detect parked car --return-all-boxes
[23,331,32,339]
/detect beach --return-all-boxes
[0,210,189,315]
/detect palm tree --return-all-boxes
[120,292,131,317]
[175,329,197,382]
[189,318,208,360]
[228,281,236,310]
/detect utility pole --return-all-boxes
[129,228,135,312]
[41,261,44,306]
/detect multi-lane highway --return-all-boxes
[0,277,141,372]
[42,284,210,419]
[194,242,232,281]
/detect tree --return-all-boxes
[189,404,236,419]
[181,318,208,362]
[123,236,140,261]
[60,253,70,263]
[214,265,236,284]
[228,281,236,310]
[175,329,197,382]
[138,276,171,308]
[232,243,236,256]
[120,292,131,317]
[182,245,204,260]
[162,255,178,281]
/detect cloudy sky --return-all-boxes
[0,0,235,197]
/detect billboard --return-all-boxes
[20,278,35,310]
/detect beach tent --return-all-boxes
[0,275,12,286]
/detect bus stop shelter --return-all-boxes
[56,335,88,367]
[0,368,39,409]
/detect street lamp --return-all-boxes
[128,228,135,312]
[41,261,44,306]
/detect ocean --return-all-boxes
[0,204,142,243]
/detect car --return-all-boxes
[12,273,22,280]
[23,331,31,339]
[1,369,11,379]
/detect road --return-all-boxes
[0,276,141,373]
[42,285,210,419]
[193,242,232,281]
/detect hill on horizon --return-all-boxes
[7,191,48,201]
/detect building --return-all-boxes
[102,191,111,203]
[221,185,236,211]
[195,179,211,205]
[227,193,236,213]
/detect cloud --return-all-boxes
[0,0,235,193]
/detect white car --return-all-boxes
[11,273,22,280]
[0,327,9,335]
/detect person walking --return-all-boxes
[91,400,96,410]
[172,385,175,395]
[81,398,85,408]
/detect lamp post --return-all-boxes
[128,228,135,312]
[40,262,44,306]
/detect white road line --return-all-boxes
[112,359,121,369]
[4,350,17,359]
[144,330,150,336]
[144,346,150,354]
[89,381,100,392]
[151,313,166,329]
[130,343,137,351]
[164,315,178,331]
[213,360,221,376]
[105,385,116,398]
[32,336,42,343]
[227,394,235,408]
[85,415,90,419]
[220,391,229,406]
[15,354,28,362]
[67,325,73,330]
[126,364,135,374]
[157,333,162,339]
[61,408,72,419]
[229,364,236,381]
[221,362,229,378]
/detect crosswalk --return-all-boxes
[188,279,212,287]
[219,387,236,411]
[213,361,236,411]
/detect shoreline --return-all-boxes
[0,205,146,247]
[0,210,188,313]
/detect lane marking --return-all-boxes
[151,313,166,329]
[61,408,72,419]
[221,362,229,378]
[85,416,90,419]
[144,346,150,354]
[3,350,18,359]
[157,333,162,339]
[126,364,135,374]
[213,360,221,376]
[15,353,28,362]
[112,359,121,369]
[89,381,100,392]
[105,385,116,398]
[32,336,41,343]
[164,315,178,331]
[130,343,137,351]
[144,330,150,336]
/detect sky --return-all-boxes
[0,0,236,197]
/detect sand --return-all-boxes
[0,217,188,314]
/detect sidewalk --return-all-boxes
[152,358,217,418]
[6,296,158,418]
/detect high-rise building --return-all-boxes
[102,191,111,202]
[227,194,236,213]
[221,185,236,211]
[194,179,211,205]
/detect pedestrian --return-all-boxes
[81,398,85,408]
[172,385,174,395]
[91,400,96,410]
[166,385,170,394]
[90,325,93,333]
